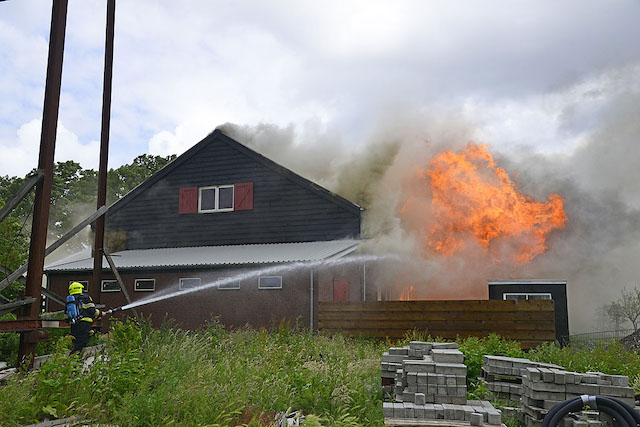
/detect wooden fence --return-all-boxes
[318,300,555,349]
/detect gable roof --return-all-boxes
[107,129,362,217]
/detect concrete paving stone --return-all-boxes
[437,385,447,395]
[414,404,425,418]
[427,384,435,394]
[395,394,404,403]
[573,373,586,384]
[403,360,436,373]
[426,393,435,403]
[457,375,467,386]
[417,384,427,394]
[427,373,437,384]
[452,405,464,420]
[435,404,445,419]
[408,372,417,385]
[552,369,566,384]
[457,386,467,396]
[417,372,427,384]
[497,366,506,375]
[566,383,599,395]
[487,410,502,425]
[410,341,433,352]
[437,374,446,385]
[525,368,541,382]
[424,403,436,419]
[564,371,574,385]
[528,380,566,392]
[404,402,415,418]
[389,347,410,356]
[447,386,458,395]
[432,349,465,364]
[407,385,417,393]
[466,400,482,406]
[446,375,457,386]
[583,374,599,384]
[393,402,404,418]
[471,412,483,426]
[599,385,635,398]
[442,403,455,420]
[463,405,475,421]
[415,392,426,405]
[596,378,611,386]
[435,363,467,375]
[607,374,629,387]
[383,402,394,418]
[538,368,555,383]
[383,353,407,363]
[381,371,396,379]
[526,389,566,401]
[432,342,458,349]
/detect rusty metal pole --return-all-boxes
[19,0,69,368]
[92,0,116,303]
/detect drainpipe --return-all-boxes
[309,269,314,331]
[362,262,366,301]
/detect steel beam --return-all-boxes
[0,205,108,294]
[0,170,44,224]
[103,251,137,318]
[19,0,69,369]
[92,0,116,304]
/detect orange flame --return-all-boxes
[410,144,567,264]
[399,286,415,301]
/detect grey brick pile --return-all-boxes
[381,341,503,425]
[479,355,564,401]
[522,368,635,427]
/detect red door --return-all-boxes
[333,279,350,302]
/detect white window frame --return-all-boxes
[217,277,240,290]
[198,185,234,213]
[179,277,201,290]
[503,293,552,301]
[134,278,155,292]
[101,279,120,293]
[258,276,282,290]
[68,280,89,292]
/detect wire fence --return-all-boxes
[560,328,636,347]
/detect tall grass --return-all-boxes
[0,318,387,426]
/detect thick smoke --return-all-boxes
[219,66,640,333]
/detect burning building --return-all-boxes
[44,129,371,330]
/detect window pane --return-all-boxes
[259,276,282,289]
[200,188,216,211]
[504,294,526,300]
[219,186,233,209]
[528,294,552,300]
[218,278,240,290]
[135,279,155,291]
[102,280,120,292]
[180,278,201,290]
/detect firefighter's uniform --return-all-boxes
[67,282,101,354]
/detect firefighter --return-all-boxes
[67,282,101,354]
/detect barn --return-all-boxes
[44,129,371,330]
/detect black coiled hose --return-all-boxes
[542,395,640,427]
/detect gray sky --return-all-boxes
[1,0,640,177]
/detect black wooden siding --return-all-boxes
[106,131,361,249]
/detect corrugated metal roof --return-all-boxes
[44,240,360,272]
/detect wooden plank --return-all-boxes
[320,328,556,342]
[318,311,555,322]
[317,319,555,331]
[319,300,554,312]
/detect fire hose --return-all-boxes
[542,395,640,427]
[102,307,124,315]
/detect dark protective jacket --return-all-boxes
[72,293,100,322]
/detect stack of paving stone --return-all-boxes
[521,367,635,427]
[479,355,565,402]
[381,341,503,425]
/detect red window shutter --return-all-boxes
[179,187,198,214]
[234,182,253,210]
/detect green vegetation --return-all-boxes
[2,323,640,426]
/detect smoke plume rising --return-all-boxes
[219,67,640,333]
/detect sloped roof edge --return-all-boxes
[106,129,361,217]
